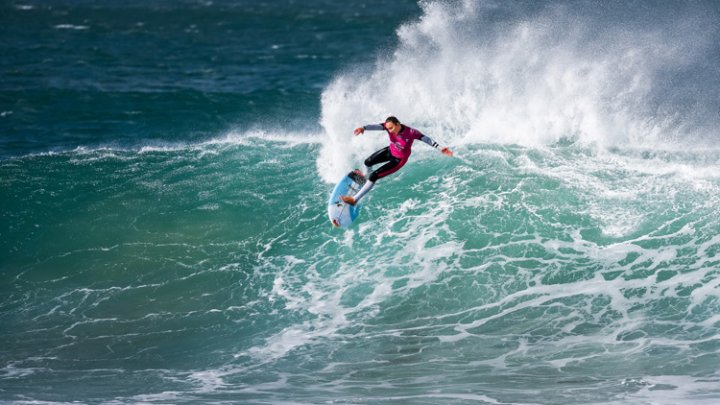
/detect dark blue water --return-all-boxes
[1,0,421,157]
[2,1,720,404]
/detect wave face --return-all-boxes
[3,1,720,404]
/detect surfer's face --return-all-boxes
[385,121,400,134]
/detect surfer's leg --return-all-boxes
[352,180,375,204]
[363,147,392,175]
[345,156,407,206]
[368,155,407,182]
[343,148,394,206]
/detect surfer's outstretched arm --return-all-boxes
[354,124,384,135]
[419,134,453,156]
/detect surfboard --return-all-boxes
[328,171,366,228]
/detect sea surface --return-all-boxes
[2,1,720,404]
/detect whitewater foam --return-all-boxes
[317,0,720,181]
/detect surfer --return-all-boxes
[341,116,453,206]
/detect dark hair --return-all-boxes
[385,116,400,125]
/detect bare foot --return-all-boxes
[341,195,356,206]
[352,169,364,177]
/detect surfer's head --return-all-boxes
[384,116,401,134]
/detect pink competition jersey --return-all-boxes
[386,125,424,159]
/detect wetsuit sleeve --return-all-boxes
[363,124,385,131]
[419,134,440,148]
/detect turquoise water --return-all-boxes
[2,1,720,404]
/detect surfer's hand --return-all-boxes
[353,127,364,135]
[441,147,453,157]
